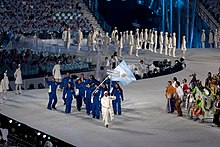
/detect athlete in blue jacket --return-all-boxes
[45,76,62,110]
[75,79,85,111]
[65,82,75,113]
[92,83,101,119]
[111,82,124,115]
[84,83,94,115]
[61,73,74,105]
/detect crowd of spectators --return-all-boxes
[202,0,220,23]
[0,0,95,38]
[166,67,220,127]
[0,48,92,79]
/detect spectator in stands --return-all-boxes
[14,64,23,95]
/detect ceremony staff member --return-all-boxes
[111,82,124,115]
[65,82,75,113]
[165,81,176,113]
[52,61,62,82]
[45,76,61,110]
[14,64,23,95]
[101,91,116,128]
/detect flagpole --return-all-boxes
[92,75,109,94]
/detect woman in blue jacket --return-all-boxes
[111,83,124,115]
[65,82,75,113]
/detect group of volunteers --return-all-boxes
[165,67,220,127]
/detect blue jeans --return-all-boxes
[65,99,72,113]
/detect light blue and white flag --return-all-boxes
[108,60,136,85]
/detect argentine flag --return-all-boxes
[108,60,136,85]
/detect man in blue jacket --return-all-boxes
[60,73,74,105]
[45,76,62,110]
[75,79,85,111]
[92,82,101,119]
[84,83,94,115]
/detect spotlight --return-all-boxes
[18,123,21,127]
[48,136,51,140]
[37,132,41,136]
[9,120,13,123]
[43,135,46,138]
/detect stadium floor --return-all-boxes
[1,48,220,147]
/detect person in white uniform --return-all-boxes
[144,29,148,50]
[201,29,205,48]
[101,91,116,128]
[181,36,187,58]
[119,32,123,57]
[135,32,141,57]
[172,32,177,57]
[164,32,169,55]
[208,30,213,48]
[103,32,111,55]
[52,61,62,82]
[154,31,158,53]
[159,31,163,54]
[3,70,9,99]
[129,30,134,55]
[168,35,173,56]
[214,29,218,48]
[77,28,83,52]
[14,64,23,94]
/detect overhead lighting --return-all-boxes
[106,0,111,1]
[9,120,13,123]
[43,135,47,138]
[37,132,41,136]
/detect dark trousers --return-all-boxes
[47,93,57,109]
[86,97,91,114]
[92,100,100,119]
[213,110,220,126]
[112,98,122,115]
[175,98,182,115]
[62,89,67,103]
[76,95,82,111]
